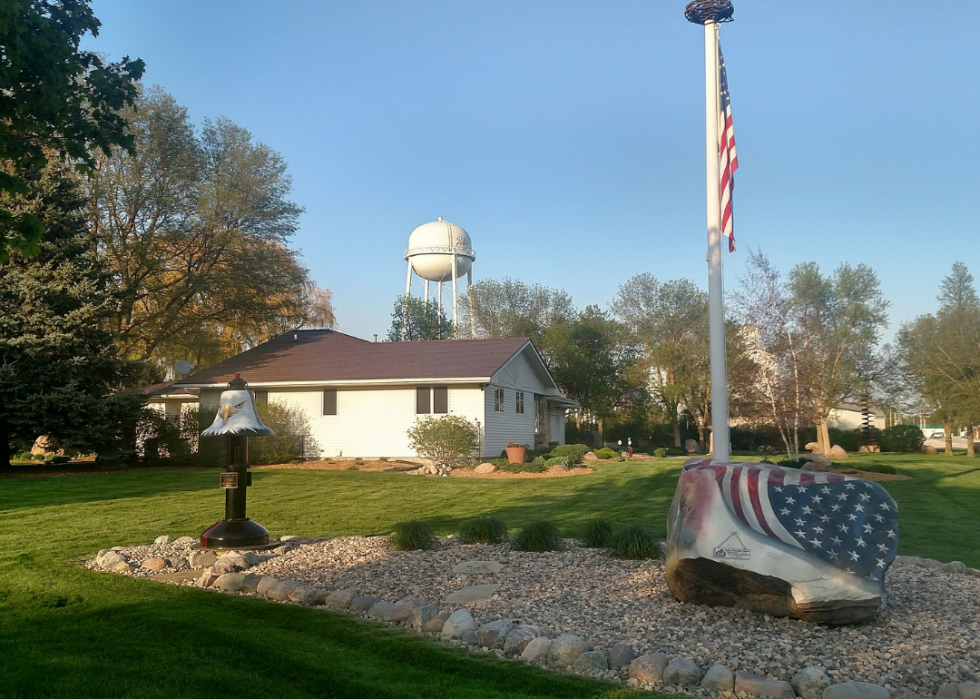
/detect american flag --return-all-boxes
[718,41,738,253]
[685,462,899,581]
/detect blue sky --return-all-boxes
[82,1,979,343]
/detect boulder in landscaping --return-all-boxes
[212,553,247,575]
[441,609,477,640]
[700,664,735,692]
[663,657,703,687]
[828,444,849,459]
[520,637,552,663]
[608,643,636,668]
[823,681,890,699]
[503,627,539,656]
[476,620,515,650]
[572,651,609,673]
[325,589,357,610]
[793,666,832,699]
[547,633,591,669]
[629,653,669,683]
[142,557,167,572]
[366,600,393,619]
[474,462,497,474]
[154,535,171,545]
[735,670,795,699]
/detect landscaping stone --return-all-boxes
[700,664,735,692]
[242,551,265,567]
[350,595,382,612]
[441,609,477,640]
[935,684,959,699]
[823,681,890,699]
[547,633,591,669]
[266,580,300,602]
[473,462,497,474]
[409,603,440,628]
[366,600,393,619]
[476,620,515,650]
[154,535,171,545]
[110,560,133,573]
[735,670,795,699]
[288,585,321,605]
[889,689,927,699]
[195,570,219,588]
[793,667,832,699]
[325,589,357,610]
[804,442,819,451]
[608,643,636,668]
[383,602,415,624]
[147,570,200,583]
[421,617,446,634]
[685,438,700,454]
[212,553,247,575]
[98,551,128,570]
[255,576,279,597]
[503,626,539,656]
[141,557,167,572]
[947,561,968,573]
[174,536,196,545]
[572,651,609,674]
[443,583,500,605]
[188,550,217,569]
[169,557,189,570]
[452,561,502,575]
[958,683,980,699]
[663,657,704,687]
[828,444,849,459]
[921,445,938,454]
[629,653,669,684]
[521,637,553,663]
[215,572,260,593]
[582,451,598,462]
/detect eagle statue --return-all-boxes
[201,374,274,437]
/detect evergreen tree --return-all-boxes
[0,157,142,466]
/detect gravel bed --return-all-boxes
[87,536,979,696]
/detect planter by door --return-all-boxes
[505,445,527,464]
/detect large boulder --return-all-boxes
[685,439,700,454]
[828,444,849,459]
[665,459,899,624]
[547,633,591,669]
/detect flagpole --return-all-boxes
[686,0,733,462]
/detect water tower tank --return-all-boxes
[404,218,476,282]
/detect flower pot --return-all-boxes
[505,445,527,464]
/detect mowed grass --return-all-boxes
[0,454,978,698]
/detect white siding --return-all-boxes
[483,384,536,457]
[263,385,485,458]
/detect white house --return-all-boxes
[173,330,576,458]
[826,402,886,431]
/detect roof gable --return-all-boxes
[174,330,535,387]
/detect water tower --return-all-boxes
[402,217,477,339]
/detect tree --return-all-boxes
[83,90,332,371]
[462,278,575,345]
[0,155,142,467]
[611,273,708,447]
[897,263,980,457]
[388,295,453,341]
[1,0,144,260]
[406,415,478,469]
[544,306,638,443]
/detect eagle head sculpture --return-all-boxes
[201,374,275,437]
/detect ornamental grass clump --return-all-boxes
[511,520,563,552]
[582,517,618,548]
[389,520,436,551]
[608,522,661,560]
[459,515,508,544]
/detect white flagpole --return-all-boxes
[702,19,731,462]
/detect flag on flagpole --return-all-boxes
[718,38,738,253]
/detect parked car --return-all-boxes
[929,431,945,439]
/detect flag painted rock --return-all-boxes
[665,459,899,624]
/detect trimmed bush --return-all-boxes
[45,455,70,465]
[492,457,547,474]
[511,520,563,552]
[545,455,574,468]
[582,518,618,548]
[407,415,479,470]
[665,446,686,456]
[880,424,925,453]
[459,516,508,544]
[548,444,590,463]
[653,447,668,458]
[389,520,436,550]
[593,447,618,460]
[608,523,661,560]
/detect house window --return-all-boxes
[417,386,449,414]
[322,389,337,415]
[516,391,525,414]
[494,388,504,412]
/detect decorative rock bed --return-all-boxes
[85,536,980,699]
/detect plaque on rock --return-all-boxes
[665,458,899,625]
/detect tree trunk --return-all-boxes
[944,421,953,456]
[967,426,975,458]
[815,419,826,456]
[0,416,10,469]
[597,418,604,445]
[820,421,832,457]
[696,422,706,450]
[575,411,581,430]
[670,404,681,447]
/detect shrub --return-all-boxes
[545,455,574,468]
[389,520,436,550]
[45,455,70,465]
[95,449,136,466]
[511,520,563,552]
[608,523,661,560]
[880,424,925,453]
[594,447,618,460]
[354,457,364,464]
[378,456,388,462]
[495,458,547,474]
[459,516,508,544]
[31,453,45,462]
[248,400,320,465]
[653,447,668,458]
[548,444,590,463]
[665,446,686,456]
[582,518,618,548]
[346,465,358,471]
[407,415,479,470]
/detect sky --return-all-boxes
[81,1,979,344]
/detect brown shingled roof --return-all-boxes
[173,330,534,386]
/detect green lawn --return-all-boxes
[0,454,977,698]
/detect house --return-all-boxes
[143,381,199,418]
[173,330,576,458]
[826,402,886,431]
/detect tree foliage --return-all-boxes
[82,89,332,371]
[0,155,142,466]
[462,278,574,345]
[1,0,144,260]
[406,415,478,469]
[387,294,453,341]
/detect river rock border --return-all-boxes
[86,538,979,699]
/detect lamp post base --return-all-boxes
[199,518,270,550]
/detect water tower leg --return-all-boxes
[402,260,413,341]
[451,254,459,339]
[467,269,476,339]
[437,281,443,335]
[423,279,429,309]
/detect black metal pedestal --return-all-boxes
[200,434,270,550]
